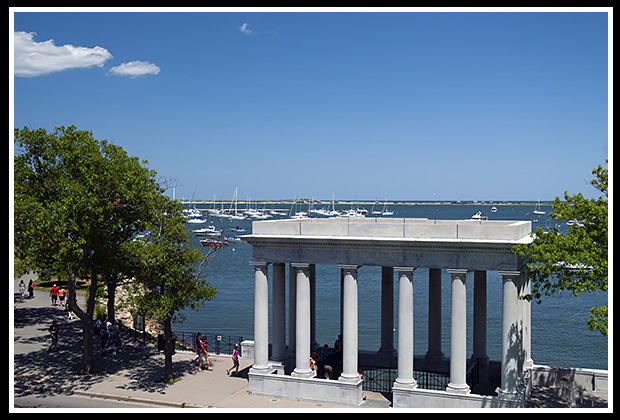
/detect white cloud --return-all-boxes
[108,61,161,78]
[240,23,253,35]
[14,31,112,77]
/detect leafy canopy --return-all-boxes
[513,160,608,335]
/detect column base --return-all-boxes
[291,368,316,379]
[446,382,471,395]
[393,378,418,390]
[339,373,363,385]
[250,364,273,375]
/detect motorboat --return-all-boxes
[471,211,483,220]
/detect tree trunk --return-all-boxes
[163,316,174,382]
[106,274,117,323]
[65,262,98,374]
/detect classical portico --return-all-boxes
[243,217,534,408]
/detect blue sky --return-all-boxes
[11,8,610,202]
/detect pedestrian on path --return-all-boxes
[48,320,59,351]
[50,284,58,306]
[198,336,212,371]
[18,279,25,297]
[227,344,240,375]
[58,287,66,307]
[194,332,202,363]
[27,279,35,298]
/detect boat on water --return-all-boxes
[193,224,222,236]
[186,216,207,224]
[200,238,228,248]
[533,199,546,215]
[491,206,497,213]
[470,211,488,220]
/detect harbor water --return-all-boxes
[178,202,608,371]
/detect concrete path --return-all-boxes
[12,273,388,410]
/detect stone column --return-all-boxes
[446,269,470,394]
[287,263,296,355]
[250,261,271,373]
[310,264,317,350]
[379,266,395,356]
[339,265,360,383]
[272,262,286,361]
[499,271,522,397]
[522,272,533,370]
[394,267,417,389]
[425,268,443,367]
[473,270,489,382]
[291,263,314,378]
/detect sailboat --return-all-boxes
[381,198,394,216]
[533,199,546,215]
[227,187,247,220]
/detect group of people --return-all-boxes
[18,278,36,299]
[194,332,240,375]
[94,315,123,355]
[310,334,344,380]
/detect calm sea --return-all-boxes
[178,202,608,371]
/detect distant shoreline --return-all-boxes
[179,200,553,206]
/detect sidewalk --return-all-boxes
[11,274,375,410]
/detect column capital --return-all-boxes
[447,268,469,276]
[250,261,269,268]
[498,270,521,279]
[291,262,310,269]
[394,266,416,273]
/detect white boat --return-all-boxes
[491,206,497,213]
[193,224,221,236]
[381,198,394,216]
[471,211,483,220]
[226,187,247,220]
[533,199,546,215]
[186,216,207,224]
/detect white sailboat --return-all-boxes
[381,198,394,216]
[227,187,247,220]
[533,199,546,215]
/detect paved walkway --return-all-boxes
[12,273,387,410]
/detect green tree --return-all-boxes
[14,126,163,373]
[124,192,217,382]
[513,160,608,335]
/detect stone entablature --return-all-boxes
[244,218,532,272]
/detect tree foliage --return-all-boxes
[513,160,608,335]
[14,125,217,376]
[124,192,217,381]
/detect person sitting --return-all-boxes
[323,349,341,380]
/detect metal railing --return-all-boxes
[359,358,481,394]
[173,331,243,357]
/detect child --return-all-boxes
[198,337,211,371]
[227,344,240,375]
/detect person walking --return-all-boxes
[50,284,58,306]
[227,344,240,375]
[48,320,59,351]
[18,279,25,298]
[58,287,66,307]
[198,336,212,371]
[27,279,35,299]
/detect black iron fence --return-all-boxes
[172,331,244,357]
[360,358,481,394]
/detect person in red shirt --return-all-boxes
[50,284,58,306]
